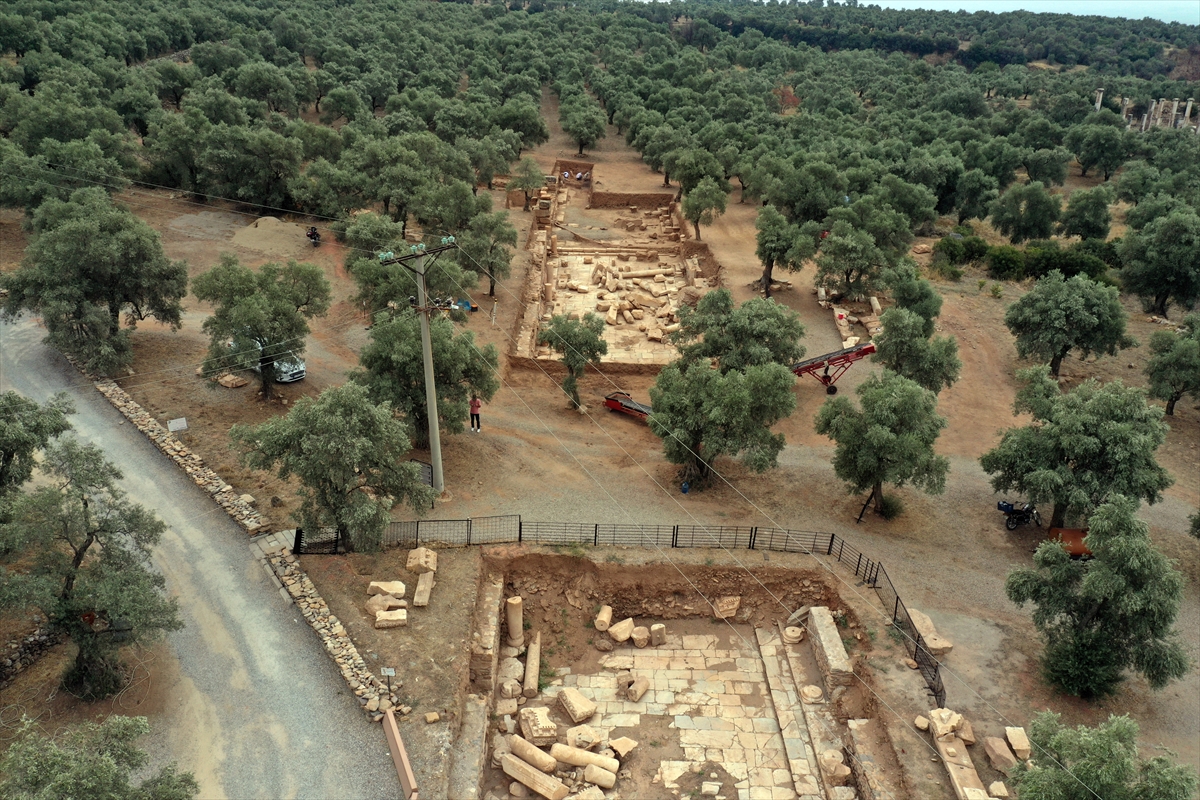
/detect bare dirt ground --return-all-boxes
[2,100,1197,797]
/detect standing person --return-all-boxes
[470,395,482,433]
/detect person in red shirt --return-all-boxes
[469,395,482,433]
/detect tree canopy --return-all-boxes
[814,370,950,516]
[1145,313,1200,416]
[980,367,1172,528]
[537,313,608,410]
[0,392,73,497]
[232,383,435,552]
[671,289,806,374]
[1118,209,1200,319]
[1004,271,1134,377]
[1007,496,1190,698]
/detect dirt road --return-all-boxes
[0,319,400,799]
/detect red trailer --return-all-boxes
[790,341,877,394]
[604,391,652,422]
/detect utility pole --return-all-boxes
[377,239,458,495]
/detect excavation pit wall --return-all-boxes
[469,552,887,800]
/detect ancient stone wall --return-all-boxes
[809,607,855,692]
[588,191,677,209]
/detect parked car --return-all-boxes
[228,339,306,382]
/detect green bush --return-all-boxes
[952,223,975,236]
[878,494,905,520]
[933,235,966,264]
[1024,240,1106,280]
[1071,237,1122,268]
[961,235,989,263]
[929,256,964,281]
[987,245,1025,280]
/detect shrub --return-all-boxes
[987,245,1025,280]
[1024,240,1107,280]
[961,235,989,263]
[1071,237,1121,268]
[990,282,1004,298]
[930,257,964,281]
[878,494,905,520]
[933,235,966,264]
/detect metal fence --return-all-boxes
[294,514,945,707]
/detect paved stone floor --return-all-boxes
[544,633,801,800]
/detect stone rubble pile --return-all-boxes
[918,705,1015,800]
[93,381,264,534]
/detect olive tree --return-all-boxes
[1144,313,1200,415]
[537,313,608,410]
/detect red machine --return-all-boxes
[604,391,652,421]
[790,342,877,394]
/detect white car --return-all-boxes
[228,339,306,382]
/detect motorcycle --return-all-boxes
[306,226,321,247]
[998,500,1041,530]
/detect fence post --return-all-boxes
[827,533,836,555]
[749,527,757,550]
[837,539,845,562]
[672,526,679,548]
[892,595,900,624]
[854,552,862,578]
[415,520,420,545]
[293,528,303,554]
[518,516,523,543]
[594,524,599,547]
[467,519,472,547]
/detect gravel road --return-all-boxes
[1,319,401,799]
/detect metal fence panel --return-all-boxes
[384,521,419,549]
[596,524,674,548]
[415,519,470,546]
[520,522,594,545]
[470,515,521,544]
[753,528,822,554]
[674,525,754,550]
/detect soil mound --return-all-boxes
[231,216,307,258]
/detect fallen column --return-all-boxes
[593,605,613,631]
[582,764,617,789]
[549,743,620,773]
[523,631,542,698]
[509,734,556,773]
[501,754,569,800]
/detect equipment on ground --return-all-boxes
[604,391,652,422]
[306,226,321,246]
[997,500,1041,530]
[790,341,876,394]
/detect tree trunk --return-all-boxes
[522,193,532,212]
[662,171,670,187]
[577,141,584,156]
[489,273,497,297]
[693,220,702,240]
[108,301,122,338]
[1153,293,1169,317]
[259,354,276,400]
[1049,348,1067,377]
[1050,500,1067,529]
[872,482,884,513]
[1166,391,1180,415]
[762,263,774,298]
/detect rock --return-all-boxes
[519,706,558,746]
[492,733,512,768]
[510,781,530,798]
[1005,727,1031,760]
[566,725,601,750]
[406,547,438,574]
[366,696,380,712]
[712,596,741,619]
[217,373,249,388]
[914,715,930,731]
[364,594,404,616]
[413,571,435,607]
[912,243,932,254]
[904,658,919,669]
[367,580,406,598]
[609,736,637,757]
[607,617,635,643]
[374,609,408,629]
[959,718,976,746]
[571,787,605,800]
[928,708,963,738]
[239,493,256,506]
[907,608,953,655]
[496,698,519,717]
[989,781,1009,798]
[425,712,440,724]
[631,626,650,648]
[787,606,811,626]
[819,750,852,785]
[559,687,597,723]
[984,737,1018,772]
[500,679,523,699]
[499,657,525,681]
[649,623,666,646]
[593,638,613,652]
[701,782,721,796]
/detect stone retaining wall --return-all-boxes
[588,191,677,209]
[0,625,62,691]
[809,607,855,692]
[265,548,405,722]
[94,381,264,534]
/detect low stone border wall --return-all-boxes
[0,625,62,691]
[263,543,408,723]
[93,381,264,533]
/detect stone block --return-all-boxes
[626,675,650,701]
[368,580,406,598]
[983,737,1018,772]
[566,725,601,750]
[928,708,963,739]
[594,605,613,632]
[631,626,650,648]
[365,594,404,616]
[374,609,408,629]
[425,712,440,723]
[607,617,635,643]
[809,607,854,689]
[914,715,930,731]
[989,781,1009,798]
[701,782,721,796]
[519,706,558,746]
[960,718,976,746]
[1005,727,1030,760]
[649,623,666,646]
[559,687,597,723]
[609,736,637,757]
[500,679,523,699]
[406,547,438,574]
[413,572,435,607]
[908,608,953,655]
[496,698,519,717]
[712,596,741,619]
[499,657,525,681]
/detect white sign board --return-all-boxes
[380,667,396,677]
[167,418,188,432]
